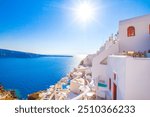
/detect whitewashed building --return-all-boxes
[70,78,85,94]
[92,37,119,82]
[107,55,150,100]
[107,14,150,100]
[91,14,150,99]
[119,14,150,52]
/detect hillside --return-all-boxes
[0,49,72,58]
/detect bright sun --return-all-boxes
[73,1,96,24]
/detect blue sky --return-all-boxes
[0,0,150,55]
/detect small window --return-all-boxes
[127,26,135,37]
[109,78,111,91]
[114,73,116,81]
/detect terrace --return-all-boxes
[120,50,150,58]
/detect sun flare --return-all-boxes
[73,1,96,24]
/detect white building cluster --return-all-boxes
[28,14,150,100]
[82,14,150,100]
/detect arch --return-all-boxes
[127,26,135,37]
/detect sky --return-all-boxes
[0,0,150,55]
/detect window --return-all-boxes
[109,78,111,91]
[127,26,135,37]
[114,73,116,81]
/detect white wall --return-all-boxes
[119,14,150,52]
[107,55,150,100]
[92,14,150,99]
[92,40,119,81]
[125,58,150,99]
[107,55,127,100]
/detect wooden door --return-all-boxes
[113,83,117,100]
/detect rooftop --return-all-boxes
[119,13,150,24]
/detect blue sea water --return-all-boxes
[0,57,81,99]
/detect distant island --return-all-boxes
[0,49,73,58]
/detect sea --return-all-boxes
[0,56,82,99]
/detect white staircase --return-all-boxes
[92,36,119,81]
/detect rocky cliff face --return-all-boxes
[0,85,18,100]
